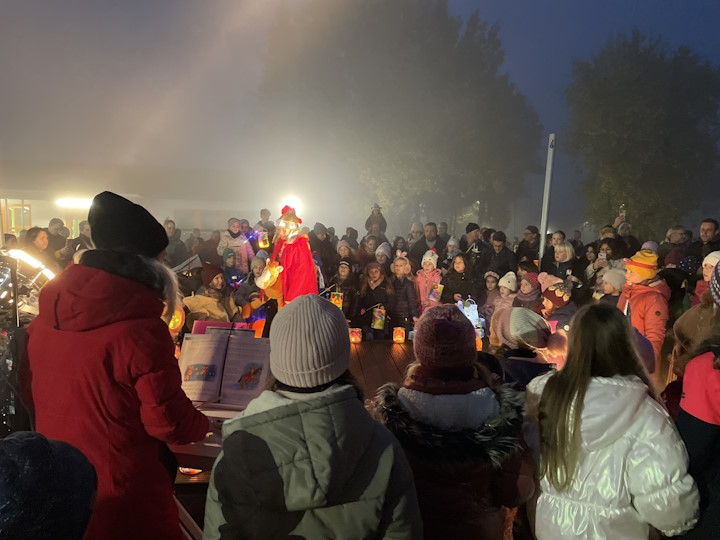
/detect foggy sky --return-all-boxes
[1,0,719,235]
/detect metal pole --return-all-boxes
[538,133,556,260]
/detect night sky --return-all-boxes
[1,0,719,235]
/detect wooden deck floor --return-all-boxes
[349,341,415,399]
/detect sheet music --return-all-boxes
[178,334,229,402]
[219,332,270,407]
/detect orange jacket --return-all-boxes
[617,279,670,361]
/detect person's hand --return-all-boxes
[453,293,463,302]
[594,259,607,270]
[360,308,365,315]
[412,316,419,324]
[612,216,625,229]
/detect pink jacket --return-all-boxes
[617,279,670,362]
[415,268,443,315]
[217,231,255,274]
[692,280,709,307]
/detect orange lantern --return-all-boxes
[349,328,362,343]
[168,307,185,335]
[475,329,483,351]
[258,230,270,249]
[393,327,406,343]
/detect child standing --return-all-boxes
[375,242,393,277]
[692,250,720,306]
[479,271,501,321]
[512,272,543,314]
[440,253,479,303]
[596,268,625,306]
[389,256,418,333]
[359,262,396,340]
[494,271,518,314]
[324,257,360,324]
[415,250,443,316]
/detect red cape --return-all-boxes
[273,235,318,302]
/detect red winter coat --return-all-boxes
[25,263,209,540]
[272,235,319,302]
[617,279,671,363]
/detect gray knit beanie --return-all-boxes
[269,294,350,388]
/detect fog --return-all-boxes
[1,0,719,238]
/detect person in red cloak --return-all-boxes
[271,205,319,303]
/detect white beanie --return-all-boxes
[602,268,626,292]
[499,271,517,292]
[422,250,438,268]
[703,250,720,269]
[375,242,392,261]
[269,295,350,388]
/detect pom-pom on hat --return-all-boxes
[537,272,562,293]
[521,272,540,291]
[201,263,223,287]
[336,239,351,253]
[269,295,350,388]
[711,262,720,307]
[465,222,480,234]
[422,249,438,268]
[413,304,477,368]
[602,268,626,292]
[499,271,517,292]
[88,191,168,258]
[375,242,392,261]
[626,249,659,280]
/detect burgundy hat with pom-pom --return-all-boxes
[413,304,476,368]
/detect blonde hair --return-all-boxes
[539,303,658,491]
[554,240,575,263]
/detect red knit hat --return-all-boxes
[521,272,540,291]
[201,262,223,287]
[542,281,572,308]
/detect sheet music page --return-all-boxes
[178,333,229,402]
[219,332,271,407]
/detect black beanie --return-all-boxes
[0,432,97,539]
[88,191,168,258]
[466,222,480,234]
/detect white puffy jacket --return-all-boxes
[526,373,699,539]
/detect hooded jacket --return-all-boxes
[374,383,534,539]
[217,230,255,274]
[166,228,189,268]
[527,373,699,540]
[440,269,480,303]
[25,255,209,540]
[617,279,671,360]
[415,268,443,315]
[203,385,422,539]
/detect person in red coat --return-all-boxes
[271,205,318,303]
[24,191,209,540]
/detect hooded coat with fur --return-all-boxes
[373,383,535,539]
[24,251,209,540]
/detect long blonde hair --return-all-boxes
[539,303,658,491]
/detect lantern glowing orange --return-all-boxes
[349,328,362,343]
[168,308,185,335]
[393,327,405,343]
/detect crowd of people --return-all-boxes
[2,193,719,539]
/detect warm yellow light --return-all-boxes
[280,196,302,215]
[9,249,42,268]
[42,268,56,280]
[55,198,92,209]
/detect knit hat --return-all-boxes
[484,271,500,281]
[422,249,438,268]
[201,262,223,287]
[542,280,572,308]
[490,307,552,350]
[413,304,476,368]
[499,271,517,292]
[255,250,269,261]
[313,222,327,235]
[678,255,701,276]
[447,236,459,248]
[703,250,720,269]
[269,295,350,388]
[602,268,626,292]
[338,256,353,268]
[663,247,685,268]
[0,432,97,539]
[465,222,480,234]
[537,272,562,293]
[375,242,392,261]
[365,261,382,273]
[626,249,658,279]
[521,272,539,291]
[88,191,168,258]
[641,240,658,253]
[227,218,241,228]
[222,248,236,263]
[711,262,720,307]
[336,239,351,253]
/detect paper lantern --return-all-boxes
[258,230,270,249]
[393,327,406,343]
[168,308,185,335]
[330,292,344,309]
[475,328,483,351]
[371,306,386,330]
[349,328,362,343]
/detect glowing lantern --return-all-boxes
[258,230,270,249]
[349,328,362,343]
[168,308,185,335]
[330,292,344,309]
[475,329,483,351]
[393,327,406,343]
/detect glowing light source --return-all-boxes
[9,249,42,268]
[280,196,302,215]
[55,198,92,209]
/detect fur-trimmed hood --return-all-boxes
[373,383,525,470]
